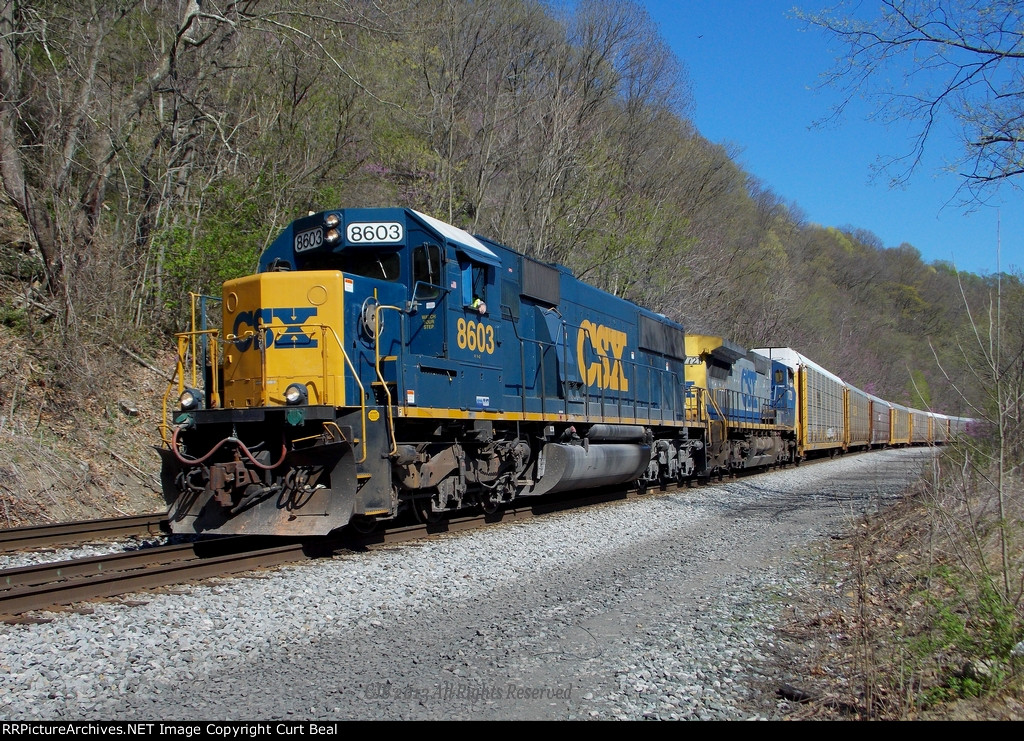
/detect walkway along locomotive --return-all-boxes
[157,208,964,536]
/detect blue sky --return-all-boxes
[641,1,1022,278]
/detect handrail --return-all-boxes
[706,390,726,423]
[188,292,221,404]
[174,328,222,394]
[705,388,791,431]
[317,323,369,464]
[162,321,369,463]
[373,303,405,457]
[159,328,222,445]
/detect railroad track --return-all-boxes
[0,513,168,553]
[0,455,856,619]
[0,480,655,618]
[0,536,311,618]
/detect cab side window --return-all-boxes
[412,243,442,300]
[460,260,489,314]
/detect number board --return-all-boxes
[346,222,404,244]
[294,227,324,253]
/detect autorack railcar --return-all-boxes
[891,403,912,446]
[751,347,848,460]
[910,408,931,444]
[846,383,872,451]
[867,394,893,447]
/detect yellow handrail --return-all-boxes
[373,303,404,457]
[318,324,369,464]
[159,327,222,445]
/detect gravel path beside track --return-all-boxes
[0,448,935,721]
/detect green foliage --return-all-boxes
[907,369,932,409]
[913,569,1021,704]
[156,179,269,310]
[0,301,28,332]
[825,226,856,255]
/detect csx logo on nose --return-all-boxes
[577,320,629,391]
[232,308,318,351]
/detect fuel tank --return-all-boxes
[526,442,651,497]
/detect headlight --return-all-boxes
[179,387,204,410]
[324,227,340,245]
[284,383,308,405]
[324,213,340,228]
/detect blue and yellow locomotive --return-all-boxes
[160,208,732,535]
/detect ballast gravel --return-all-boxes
[0,537,171,572]
[0,448,935,721]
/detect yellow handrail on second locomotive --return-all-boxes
[684,385,708,425]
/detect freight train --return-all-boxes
[157,207,970,536]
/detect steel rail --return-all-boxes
[0,513,168,553]
[2,542,200,590]
[0,538,306,617]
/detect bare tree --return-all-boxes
[0,1,234,307]
[0,1,398,338]
[797,0,1024,197]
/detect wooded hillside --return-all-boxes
[0,0,1018,452]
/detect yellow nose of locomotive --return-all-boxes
[221,271,347,408]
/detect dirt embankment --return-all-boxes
[0,322,168,528]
